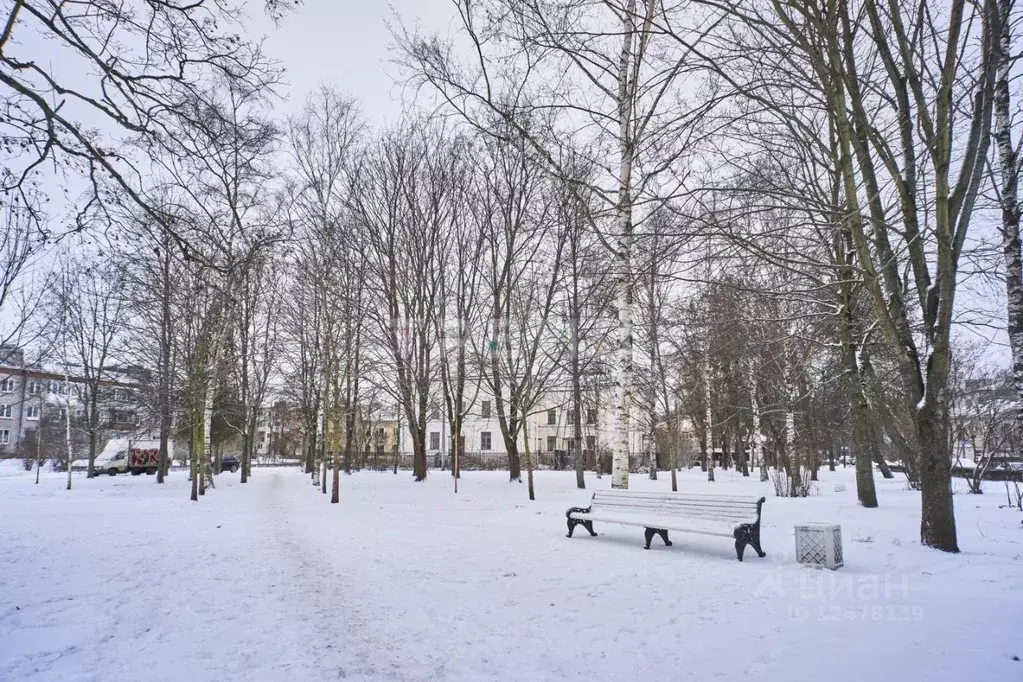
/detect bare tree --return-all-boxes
[45,251,126,479]
[284,88,364,486]
[949,351,1015,494]
[471,136,569,491]
[0,189,47,350]
[1,1,293,247]
[353,122,448,482]
[397,0,718,489]
[236,251,284,484]
[434,138,486,491]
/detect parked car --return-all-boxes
[218,455,240,474]
[188,455,241,480]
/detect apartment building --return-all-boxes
[0,345,141,458]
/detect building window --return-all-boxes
[0,404,11,419]
[26,405,39,421]
[0,429,9,445]
[481,431,492,451]
[547,409,556,426]
[567,439,575,452]
[547,436,557,452]
[0,377,13,393]
[429,431,440,451]
[28,380,39,395]
[586,435,596,451]
[586,409,597,425]
[481,400,491,419]
[376,427,385,441]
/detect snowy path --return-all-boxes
[1,466,1021,681]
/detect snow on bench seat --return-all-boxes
[564,490,767,561]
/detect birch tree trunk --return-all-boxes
[783,332,799,495]
[704,331,715,483]
[747,358,767,482]
[34,403,42,484]
[610,0,639,491]
[200,397,213,496]
[64,371,73,491]
[993,0,1023,449]
[671,396,679,491]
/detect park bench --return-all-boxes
[565,490,767,561]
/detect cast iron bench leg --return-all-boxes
[644,527,671,549]
[734,523,765,561]
[750,523,766,557]
[566,508,596,538]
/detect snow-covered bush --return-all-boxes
[770,468,817,498]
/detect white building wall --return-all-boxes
[397,385,645,458]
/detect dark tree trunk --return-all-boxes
[189,426,198,502]
[737,433,749,477]
[874,448,894,479]
[917,402,958,552]
[86,389,99,478]
[851,395,879,507]
[157,257,172,483]
[507,441,521,481]
[836,221,878,508]
[411,428,427,481]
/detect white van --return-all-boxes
[95,438,173,476]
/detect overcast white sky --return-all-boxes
[255,0,457,124]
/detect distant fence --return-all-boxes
[311,450,646,473]
[885,462,1023,482]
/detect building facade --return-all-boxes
[0,346,141,460]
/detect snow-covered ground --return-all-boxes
[1,464,1020,681]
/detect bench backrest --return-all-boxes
[590,490,764,525]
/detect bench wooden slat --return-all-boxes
[590,497,758,508]
[571,509,758,523]
[589,499,759,511]
[581,507,757,523]
[588,503,758,517]
[573,515,757,531]
[591,490,757,500]
[575,514,740,537]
